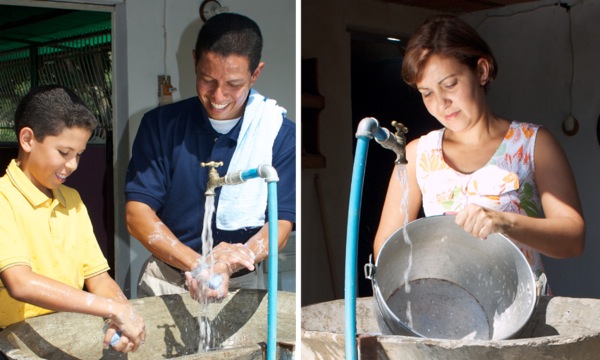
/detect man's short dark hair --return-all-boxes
[194,13,263,73]
[14,84,97,141]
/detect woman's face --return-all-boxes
[416,54,488,132]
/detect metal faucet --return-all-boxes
[387,120,408,165]
[201,161,279,196]
[356,117,408,165]
[201,161,226,196]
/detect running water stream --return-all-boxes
[197,195,219,352]
[396,164,414,328]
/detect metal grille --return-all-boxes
[0,30,112,144]
[0,49,30,143]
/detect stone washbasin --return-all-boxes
[0,289,295,359]
[301,296,600,359]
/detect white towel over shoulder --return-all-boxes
[216,89,284,230]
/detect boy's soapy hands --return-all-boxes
[104,303,146,352]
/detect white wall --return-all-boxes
[463,0,600,298]
[115,0,296,297]
[124,0,295,122]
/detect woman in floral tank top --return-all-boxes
[374,15,585,286]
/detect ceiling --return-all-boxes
[0,0,545,54]
[382,0,542,13]
[0,5,111,53]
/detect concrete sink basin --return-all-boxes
[301,296,600,359]
[0,289,295,359]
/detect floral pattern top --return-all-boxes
[415,121,545,278]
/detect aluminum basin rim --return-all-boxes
[371,215,537,340]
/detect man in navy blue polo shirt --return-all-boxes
[124,13,295,299]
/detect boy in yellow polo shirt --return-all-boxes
[0,85,145,353]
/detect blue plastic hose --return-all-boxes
[236,167,279,360]
[267,181,278,360]
[240,168,260,181]
[345,135,370,360]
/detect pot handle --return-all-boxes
[364,254,375,280]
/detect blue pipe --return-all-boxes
[373,127,389,142]
[232,165,279,360]
[240,168,260,181]
[345,135,370,360]
[267,181,278,360]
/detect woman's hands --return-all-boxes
[454,203,509,239]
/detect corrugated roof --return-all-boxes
[0,5,111,53]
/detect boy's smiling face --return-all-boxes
[20,126,91,197]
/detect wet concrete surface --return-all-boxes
[0,289,295,359]
[301,296,600,359]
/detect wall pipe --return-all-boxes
[201,162,279,360]
[345,117,407,359]
[266,180,278,360]
[240,164,280,360]
[345,133,370,360]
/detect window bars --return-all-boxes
[0,30,112,144]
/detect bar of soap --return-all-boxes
[191,264,222,289]
[109,332,121,346]
[103,322,121,346]
[208,274,223,289]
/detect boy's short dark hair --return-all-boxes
[14,84,98,142]
[194,13,263,73]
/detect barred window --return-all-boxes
[0,10,111,144]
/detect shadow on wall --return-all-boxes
[175,17,204,100]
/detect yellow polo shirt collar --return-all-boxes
[5,160,66,208]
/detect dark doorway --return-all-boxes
[350,31,439,296]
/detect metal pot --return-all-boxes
[365,215,537,340]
